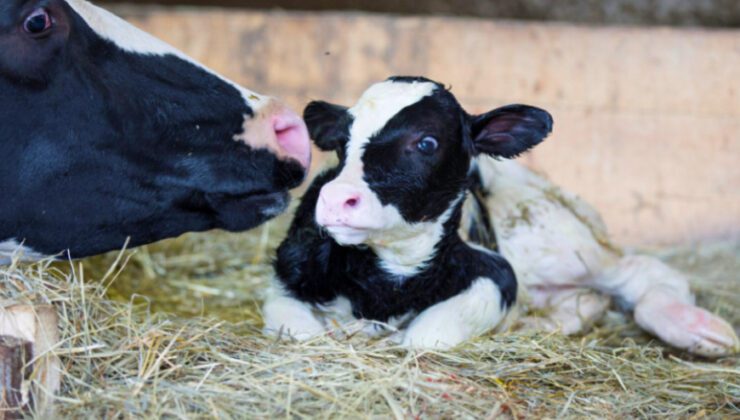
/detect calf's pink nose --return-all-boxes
[316,182,365,227]
[272,107,311,169]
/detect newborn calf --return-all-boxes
[264,76,739,357]
[263,76,552,348]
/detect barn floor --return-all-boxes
[1,212,738,418]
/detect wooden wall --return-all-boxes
[101,1,740,27]
[115,6,740,246]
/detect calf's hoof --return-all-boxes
[634,292,739,358]
[400,328,465,350]
[262,321,325,342]
[262,298,326,341]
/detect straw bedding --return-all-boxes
[1,212,737,418]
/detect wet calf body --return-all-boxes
[265,77,552,348]
[265,77,738,356]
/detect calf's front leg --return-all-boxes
[402,278,510,349]
[262,285,325,341]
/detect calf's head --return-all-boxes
[305,76,552,246]
[0,0,311,259]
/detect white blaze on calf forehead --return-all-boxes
[347,80,439,139]
[63,0,268,111]
[344,80,438,172]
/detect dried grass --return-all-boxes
[1,213,738,418]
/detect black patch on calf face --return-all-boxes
[362,89,473,223]
[0,0,304,258]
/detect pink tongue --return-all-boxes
[274,114,311,168]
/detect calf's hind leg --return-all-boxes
[402,278,510,349]
[517,286,611,335]
[593,255,738,357]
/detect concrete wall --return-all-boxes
[115,7,740,246]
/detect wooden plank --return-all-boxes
[115,7,740,246]
[100,1,740,28]
[0,306,60,418]
[0,336,31,420]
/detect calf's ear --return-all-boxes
[303,101,351,152]
[470,105,553,158]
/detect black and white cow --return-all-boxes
[264,77,739,356]
[1,0,311,263]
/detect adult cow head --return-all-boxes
[0,0,311,261]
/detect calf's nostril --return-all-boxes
[345,197,359,209]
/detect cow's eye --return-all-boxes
[24,8,53,36]
[416,136,439,155]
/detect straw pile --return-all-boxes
[1,213,738,418]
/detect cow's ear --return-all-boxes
[303,101,351,152]
[470,105,553,158]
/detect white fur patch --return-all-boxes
[593,255,694,308]
[369,194,464,277]
[64,0,268,111]
[472,157,694,308]
[0,240,48,264]
[472,157,617,290]
[316,296,354,323]
[262,283,325,340]
[401,277,506,349]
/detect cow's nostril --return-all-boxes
[345,197,359,208]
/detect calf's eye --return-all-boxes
[24,8,53,35]
[416,136,439,155]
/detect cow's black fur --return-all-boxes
[274,76,552,324]
[0,0,304,259]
